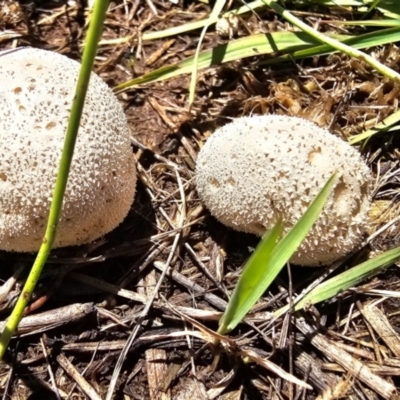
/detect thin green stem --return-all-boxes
[263,0,400,84]
[0,0,110,360]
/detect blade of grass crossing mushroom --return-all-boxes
[218,172,338,335]
[274,245,400,318]
[114,27,400,92]
[0,0,110,359]
[188,0,226,107]
[262,0,400,85]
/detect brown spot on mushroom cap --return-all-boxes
[195,115,372,266]
[0,48,137,252]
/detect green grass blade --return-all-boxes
[327,19,400,27]
[362,0,382,17]
[115,26,400,92]
[297,0,399,12]
[262,0,400,84]
[261,27,400,65]
[0,0,109,359]
[275,246,400,318]
[189,0,226,107]
[349,109,400,144]
[218,172,337,334]
[114,31,340,91]
[294,0,365,4]
[218,220,284,334]
[261,0,399,20]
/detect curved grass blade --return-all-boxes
[327,19,400,27]
[218,220,284,334]
[274,245,400,318]
[218,172,337,334]
[114,31,340,92]
[189,0,226,107]
[114,26,400,92]
[261,27,400,65]
[349,109,400,144]
[0,0,110,359]
[262,0,400,84]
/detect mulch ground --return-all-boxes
[1,1,400,399]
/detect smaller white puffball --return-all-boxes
[216,15,239,38]
[195,115,372,266]
[0,47,137,252]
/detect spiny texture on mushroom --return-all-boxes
[0,47,136,252]
[195,115,371,266]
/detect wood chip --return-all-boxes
[207,367,238,399]
[294,349,338,393]
[145,349,171,400]
[361,303,400,358]
[173,377,208,400]
[218,387,243,400]
[296,317,397,399]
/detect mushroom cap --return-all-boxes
[0,47,137,252]
[195,115,371,266]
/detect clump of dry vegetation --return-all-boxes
[0,1,400,399]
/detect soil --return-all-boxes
[0,1,400,399]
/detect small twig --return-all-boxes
[102,245,163,307]
[105,168,186,400]
[185,243,229,299]
[41,337,61,400]
[68,272,147,304]
[0,303,94,337]
[0,265,24,304]
[144,0,158,16]
[66,342,101,400]
[182,319,196,377]
[1,341,19,400]
[131,136,185,172]
[153,261,228,311]
[286,262,294,400]
[57,353,102,400]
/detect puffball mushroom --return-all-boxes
[0,47,136,252]
[195,115,372,266]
